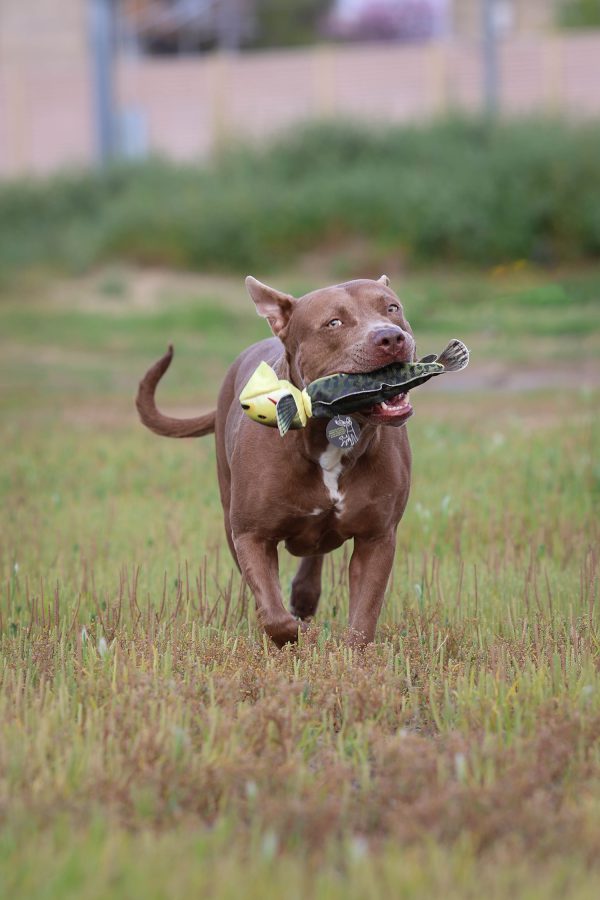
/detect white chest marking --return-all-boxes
[319,446,346,514]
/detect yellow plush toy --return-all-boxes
[239,361,312,430]
[239,339,469,437]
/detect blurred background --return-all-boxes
[0,0,598,468]
[0,0,599,436]
[1,0,600,280]
[2,0,600,174]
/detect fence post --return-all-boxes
[482,0,499,116]
[89,0,118,163]
[209,52,231,155]
[313,45,336,118]
[543,35,563,114]
[428,42,449,117]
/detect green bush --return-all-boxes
[1,117,600,278]
[558,0,600,28]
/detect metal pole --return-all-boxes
[482,0,498,117]
[217,0,243,52]
[89,0,117,164]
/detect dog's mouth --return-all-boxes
[362,391,413,426]
[313,366,415,427]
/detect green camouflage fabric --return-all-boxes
[307,338,469,418]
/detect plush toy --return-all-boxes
[240,339,469,437]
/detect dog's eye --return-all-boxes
[388,303,400,313]
[327,318,343,328]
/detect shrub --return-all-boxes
[1,117,600,278]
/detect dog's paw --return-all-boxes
[264,614,301,648]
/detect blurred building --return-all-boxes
[326,0,451,41]
[117,1,560,50]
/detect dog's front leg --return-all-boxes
[234,533,300,647]
[347,532,396,646]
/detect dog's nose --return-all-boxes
[371,326,406,358]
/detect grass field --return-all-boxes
[1,263,599,898]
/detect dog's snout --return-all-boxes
[374,327,405,349]
[371,326,406,358]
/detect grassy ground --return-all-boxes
[1,264,599,898]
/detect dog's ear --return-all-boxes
[246,276,296,338]
[377,275,390,287]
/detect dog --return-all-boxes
[136,275,415,647]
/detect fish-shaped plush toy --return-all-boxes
[239,339,469,437]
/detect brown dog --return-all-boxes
[137,275,415,647]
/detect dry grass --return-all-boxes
[1,267,599,897]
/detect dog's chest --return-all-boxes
[283,448,348,556]
[317,446,346,515]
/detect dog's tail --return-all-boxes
[136,345,216,438]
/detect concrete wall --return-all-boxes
[1,20,600,177]
[0,0,93,176]
[116,35,600,164]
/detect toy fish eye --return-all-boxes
[327,318,343,328]
[387,303,400,313]
[241,403,250,410]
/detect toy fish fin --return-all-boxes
[418,353,438,363]
[276,393,300,437]
[436,339,469,372]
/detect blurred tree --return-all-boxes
[324,1,438,42]
[251,0,335,47]
[558,0,600,27]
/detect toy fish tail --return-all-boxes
[436,339,469,372]
[276,394,300,436]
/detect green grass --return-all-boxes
[2,264,599,416]
[1,266,599,897]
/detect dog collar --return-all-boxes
[239,339,469,437]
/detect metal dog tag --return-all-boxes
[326,415,361,449]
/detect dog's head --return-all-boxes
[246,275,416,427]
